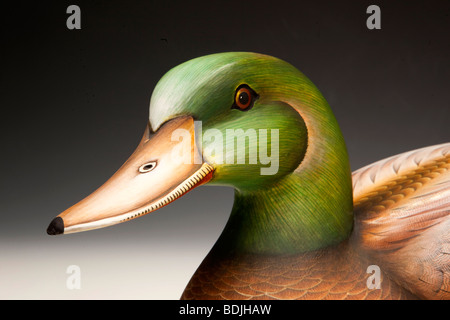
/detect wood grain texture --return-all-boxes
[182,144,450,300]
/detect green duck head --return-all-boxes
[47,52,353,254]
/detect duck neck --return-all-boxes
[214,106,354,255]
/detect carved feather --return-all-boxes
[353,143,450,299]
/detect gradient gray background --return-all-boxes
[1,0,449,299]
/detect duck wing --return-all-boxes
[352,143,450,299]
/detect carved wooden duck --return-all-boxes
[47,52,449,300]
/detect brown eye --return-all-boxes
[233,85,258,111]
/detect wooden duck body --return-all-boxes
[183,144,450,300]
[182,240,417,300]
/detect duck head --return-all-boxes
[48,52,353,254]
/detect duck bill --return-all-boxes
[47,116,213,235]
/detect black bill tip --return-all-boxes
[47,217,64,235]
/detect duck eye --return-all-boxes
[233,85,258,111]
[139,161,157,173]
